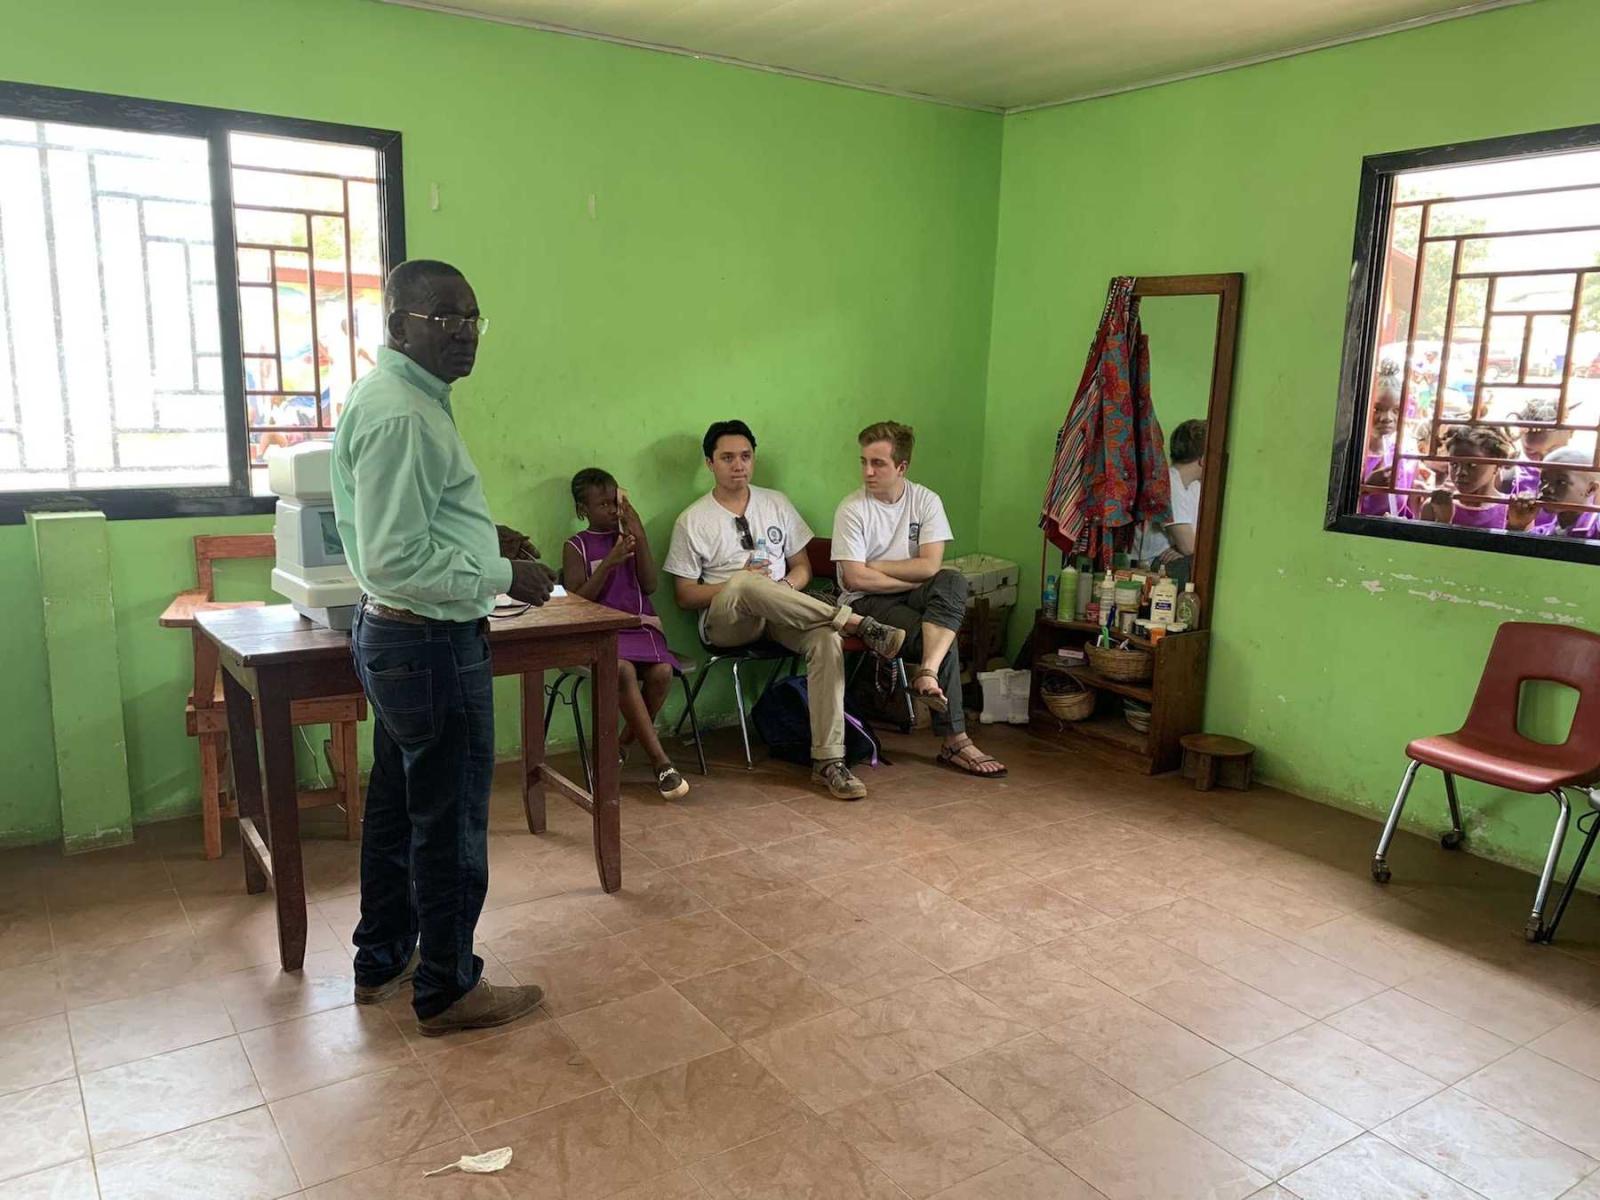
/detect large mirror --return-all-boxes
[1130,274,1241,616]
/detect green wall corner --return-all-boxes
[28,512,135,854]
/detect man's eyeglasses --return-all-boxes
[733,515,754,552]
[401,311,490,337]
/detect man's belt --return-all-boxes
[362,599,427,624]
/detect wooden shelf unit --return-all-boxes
[1029,609,1208,774]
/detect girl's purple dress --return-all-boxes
[1550,512,1599,540]
[567,529,680,667]
[1359,445,1417,518]
[1509,464,1558,534]
[1450,501,1508,530]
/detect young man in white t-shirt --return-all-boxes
[831,422,1006,778]
[1139,418,1205,580]
[663,420,906,800]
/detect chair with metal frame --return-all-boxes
[805,537,916,732]
[669,639,798,770]
[1371,621,1600,943]
[544,663,707,793]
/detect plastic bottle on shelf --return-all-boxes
[1057,563,1077,620]
[1097,573,1117,627]
[1075,561,1094,619]
[1150,569,1179,628]
[1043,574,1058,613]
[1175,582,1203,629]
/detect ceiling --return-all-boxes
[383,0,1527,111]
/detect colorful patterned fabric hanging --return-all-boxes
[1040,277,1172,569]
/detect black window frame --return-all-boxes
[1326,121,1600,566]
[0,80,404,525]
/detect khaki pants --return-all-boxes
[703,572,852,762]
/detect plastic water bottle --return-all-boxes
[749,536,770,573]
[1043,574,1058,613]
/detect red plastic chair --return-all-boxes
[1371,621,1600,942]
[806,538,916,731]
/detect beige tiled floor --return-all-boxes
[6,723,1600,1198]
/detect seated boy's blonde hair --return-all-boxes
[858,421,915,465]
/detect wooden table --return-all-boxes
[160,590,365,857]
[195,597,639,971]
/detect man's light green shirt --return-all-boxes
[331,347,511,621]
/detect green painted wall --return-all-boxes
[0,0,1000,844]
[980,0,1599,878]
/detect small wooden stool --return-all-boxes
[1181,733,1255,792]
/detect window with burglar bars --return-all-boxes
[0,83,401,521]
[1329,126,1600,563]
[233,132,387,494]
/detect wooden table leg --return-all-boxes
[590,633,621,893]
[222,671,268,896]
[257,677,308,971]
[521,671,547,834]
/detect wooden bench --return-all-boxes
[159,534,366,859]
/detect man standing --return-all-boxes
[832,422,1007,778]
[332,259,556,1036]
[663,420,905,800]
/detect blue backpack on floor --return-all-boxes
[751,675,883,767]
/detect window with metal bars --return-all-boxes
[1328,126,1600,563]
[0,81,402,523]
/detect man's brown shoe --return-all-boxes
[416,979,544,1038]
[353,947,421,1006]
[856,617,906,661]
[812,759,868,801]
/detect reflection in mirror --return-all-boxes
[1137,294,1220,590]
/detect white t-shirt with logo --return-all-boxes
[663,486,814,589]
[1140,467,1202,562]
[830,482,953,604]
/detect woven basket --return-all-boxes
[1042,676,1096,721]
[1085,643,1154,683]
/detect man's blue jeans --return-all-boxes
[349,607,494,1018]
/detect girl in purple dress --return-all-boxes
[1421,426,1515,530]
[1358,364,1418,518]
[562,469,688,800]
[1504,402,1569,535]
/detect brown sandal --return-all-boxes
[937,737,1007,779]
[910,667,949,715]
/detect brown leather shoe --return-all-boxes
[416,979,544,1038]
[352,947,421,1006]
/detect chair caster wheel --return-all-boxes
[1371,862,1392,884]
[1441,830,1465,850]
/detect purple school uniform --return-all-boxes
[1359,448,1417,518]
[1554,512,1599,540]
[567,529,680,667]
[1510,464,1558,534]
[1450,501,1507,531]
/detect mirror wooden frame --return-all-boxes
[1132,273,1243,619]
